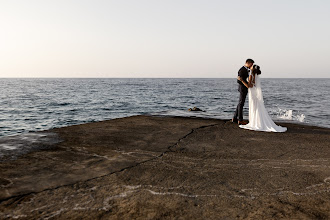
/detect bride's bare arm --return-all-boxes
[248,75,253,87]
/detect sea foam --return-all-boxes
[275,108,305,122]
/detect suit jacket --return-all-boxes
[237,66,249,93]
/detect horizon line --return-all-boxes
[0,77,329,79]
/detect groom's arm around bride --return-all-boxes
[237,66,252,89]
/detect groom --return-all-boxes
[232,58,254,125]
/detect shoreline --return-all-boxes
[0,112,324,138]
[1,115,330,219]
[0,114,324,161]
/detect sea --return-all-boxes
[0,78,329,158]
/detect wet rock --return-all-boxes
[188,107,203,112]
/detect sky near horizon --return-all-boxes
[1,0,329,78]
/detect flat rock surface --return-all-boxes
[0,115,330,219]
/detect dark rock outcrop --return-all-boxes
[0,115,329,219]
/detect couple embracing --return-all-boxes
[232,59,287,132]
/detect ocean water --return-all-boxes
[0,78,329,138]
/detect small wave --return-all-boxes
[47,102,71,107]
[274,108,305,122]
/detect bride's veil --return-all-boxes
[255,74,264,102]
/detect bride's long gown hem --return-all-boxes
[239,74,287,133]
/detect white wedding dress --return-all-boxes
[239,74,287,132]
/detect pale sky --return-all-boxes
[0,0,329,78]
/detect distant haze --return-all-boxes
[1,0,329,78]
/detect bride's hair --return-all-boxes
[253,65,261,75]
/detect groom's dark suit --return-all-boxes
[234,66,250,121]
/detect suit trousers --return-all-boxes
[233,88,248,121]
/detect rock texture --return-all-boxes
[0,115,330,219]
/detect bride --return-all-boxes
[237,65,287,132]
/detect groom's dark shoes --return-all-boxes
[231,118,238,123]
[238,120,247,125]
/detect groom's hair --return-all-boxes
[246,58,254,64]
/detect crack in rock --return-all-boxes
[0,123,219,204]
